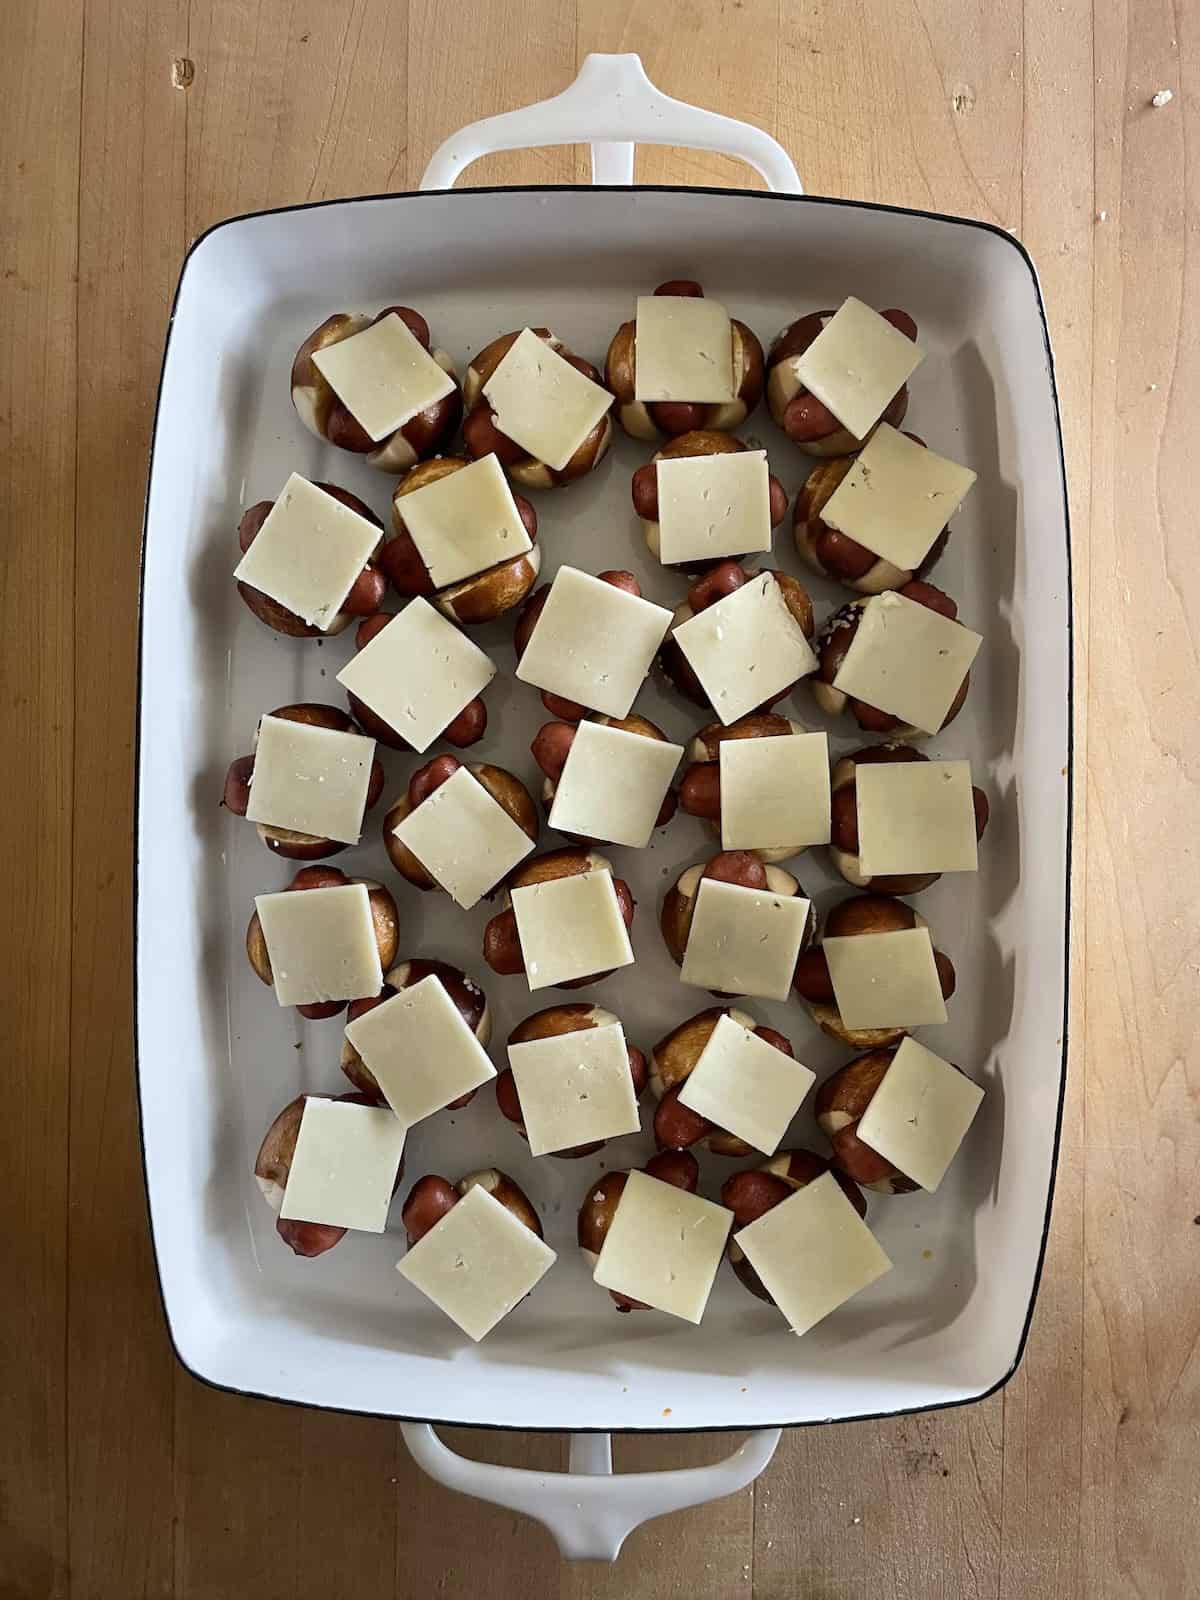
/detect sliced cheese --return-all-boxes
[820,424,976,570]
[794,297,923,441]
[548,721,683,848]
[736,1171,892,1336]
[254,882,382,1006]
[335,597,496,754]
[396,1183,556,1342]
[822,926,948,1030]
[831,591,982,735]
[677,1012,815,1156]
[396,455,531,588]
[279,1098,405,1232]
[391,765,534,910]
[343,973,496,1125]
[515,566,672,720]
[855,1035,984,1192]
[245,715,375,844]
[482,328,612,471]
[680,877,811,1002]
[233,473,380,631]
[507,1020,640,1156]
[671,573,817,726]
[592,1168,732,1323]
[655,450,772,566]
[633,295,734,403]
[510,867,634,991]
[856,760,979,876]
[311,313,455,442]
[719,731,831,851]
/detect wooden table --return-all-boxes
[4,3,1196,1595]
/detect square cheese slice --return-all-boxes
[719,731,831,851]
[831,591,982,736]
[516,567,673,720]
[656,450,772,566]
[671,573,817,726]
[592,1169,732,1323]
[856,760,979,876]
[254,882,382,1006]
[822,926,948,1030]
[279,1098,405,1232]
[736,1172,892,1336]
[397,1183,556,1342]
[311,313,456,442]
[548,721,683,849]
[510,868,635,991]
[343,973,496,1126]
[482,328,612,472]
[820,424,977,571]
[633,295,734,403]
[335,597,496,754]
[507,1020,640,1156]
[245,715,375,845]
[390,765,534,910]
[396,454,531,589]
[794,297,924,442]
[233,473,381,631]
[678,1013,816,1156]
[680,877,812,1002]
[855,1036,984,1192]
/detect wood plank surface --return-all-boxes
[1,2,1196,1597]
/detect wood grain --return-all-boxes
[2,2,1197,1597]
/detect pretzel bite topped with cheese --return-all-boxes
[604,279,765,442]
[383,455,541,624]
[482,848,636,991]
[679,713,830,864]
[462,327,613,489]
[632,431,789,572]
[662,852,815,1003]
[496,1004,648,1158]
[722,1151,867,1302]
[766,299,921,456]
[291,305,461,471]
[339,608,492,752]
[402,1168,544,1246]
[342,957,492,1105]
[577,1149,702,1312]
[649,1007,803,1159]
[531,712,681,848]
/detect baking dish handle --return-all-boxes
[418,52,802,194]
[400,1422,781,1562]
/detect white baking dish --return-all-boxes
[136,55,1072,1558]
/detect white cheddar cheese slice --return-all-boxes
[396,455,532,588]
[736,1171,892,1336]
[672,573,817,726]
[855,1036,984,1192]
[507,1020,640,1156]
[822,926,947,1030]
[794,297,923,442]
[680,877,811,1002]
[482,328,612,471]
[510,868,634,991]
[856,760,979,876]
[254,882,382,1006]
[655,451,772,566]
[678,1013,815,1156]
[831,591,982,735]
[719,732,831,851]
[592,1169,732,1323]
[233,473,381,631]
[391,765,534,910]
[516,567,673,720]
[245,715,375,844]
[820,424,976,570]
[335,597,496,754]
[279,1098,405,1232]
[397,1183,556,1342]
[548,722,683,848]
[343,973,496,1125]
[633,295,734,404]
[311,313,455,442]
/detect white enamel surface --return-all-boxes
[138,182,1071,1434]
